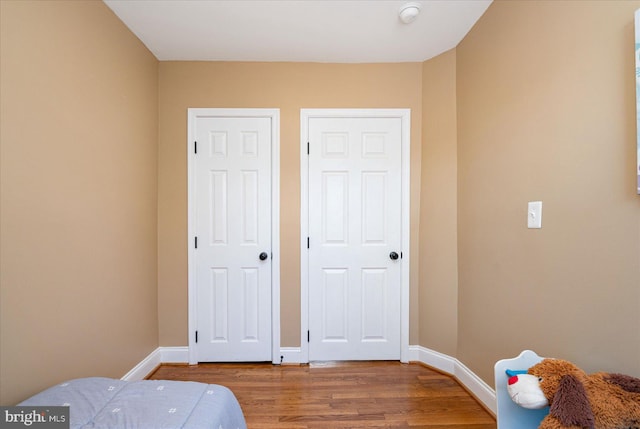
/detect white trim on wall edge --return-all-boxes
[121,347,189,381]
[409,345,496,415]
[122,345,496,414]
[278,347,302,364]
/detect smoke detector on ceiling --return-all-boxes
[399,2,421,24]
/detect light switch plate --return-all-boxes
[528,201,542,228]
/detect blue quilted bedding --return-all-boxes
[19,377,247,429]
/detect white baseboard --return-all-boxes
[409,345,496,415]
[121,348,162,381]
[160,346,190,363]
[278,347,303,364]
[121,347,189,381]
[454,356,496,415]
[123,345,496,414]
[409,345,456,373]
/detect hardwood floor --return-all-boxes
[148,361,496,429]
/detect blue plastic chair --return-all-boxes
[494,350,550,429]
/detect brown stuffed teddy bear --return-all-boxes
[508,358,640,429]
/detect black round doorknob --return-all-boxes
[259,252,269,261]
[389,251,399,260]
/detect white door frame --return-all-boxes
[187,108,280,365]
[300,108,410,363]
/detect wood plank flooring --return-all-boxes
[148,361,496,429]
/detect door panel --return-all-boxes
[322,172,348,243]
[308,116,402,361]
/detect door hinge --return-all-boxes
[307,330,310,342]
[195,236,198,249]
[194,141,197,154]
[195,331,198,343]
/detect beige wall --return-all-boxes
[419,49,459,356]
[0,1,159,404]
[3,0,639,407]
[157,62,423,347]
[456,0,640,384]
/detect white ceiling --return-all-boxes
[103,0,492,63]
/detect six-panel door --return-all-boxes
[194,116,272,361]
[307,117,402,361]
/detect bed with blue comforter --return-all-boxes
[19,377,247,429]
